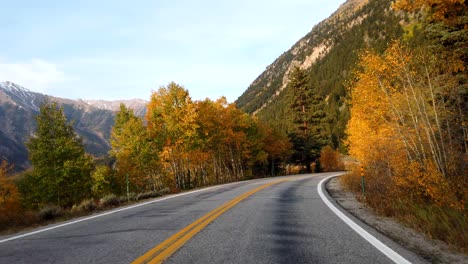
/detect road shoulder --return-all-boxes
[326,176,467,264]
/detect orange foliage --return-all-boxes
[319,146,344,172]
[0,161,21,224]
[393,0,466,24]
[346,42,465,210]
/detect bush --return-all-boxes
[119,196,129,204]
[128,192,137,201]
[76,199,97,212]
[118,192,137,203]
[158,187,170,196]
[99,194,120,208]
[39,205,63,220]
[319,146,345,172]
[136,191,159,200]
[340,168,362,194]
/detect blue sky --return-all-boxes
[0,0,344,102]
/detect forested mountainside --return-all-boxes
[0,82,146,171]
[237,0,467,250]
[236,0,404,149]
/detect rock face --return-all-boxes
[236,0,371,114]
[0,82,147,171]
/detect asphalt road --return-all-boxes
[0,173,427,263]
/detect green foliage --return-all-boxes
[91,165,113,197]
[238,0,404,151]
[111,103,162,193]
[287,67,329,172]
[25,101,94,208]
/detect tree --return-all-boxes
[91,165,112,197]
[346,42,465,210]
[260,123,292,176]
[394,0,468,70]
[26,101,94,207]
[288,66,328,172]
[146,82,198,189]
[110,104,161,193]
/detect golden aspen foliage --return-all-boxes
[346,41,465,210]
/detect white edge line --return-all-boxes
[318,175,412,264]
[0,180,249,244]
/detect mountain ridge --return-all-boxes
[0,81,147,171]
[236,0,403,148]
[236,0,371,114]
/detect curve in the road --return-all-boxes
[318,175,411,264]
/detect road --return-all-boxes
[0,172,427,263]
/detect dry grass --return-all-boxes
[341,171,467,253]
[0,188,173,236]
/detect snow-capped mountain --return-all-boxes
[80,99,147,117]
[0,81,46,112]
[0,82,147,172]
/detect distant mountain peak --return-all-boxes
[0,81,45,111]
[80,99,147,116]
[0,81,37,94]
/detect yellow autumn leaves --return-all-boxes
[346,41,465,210]
[111,82,291,193]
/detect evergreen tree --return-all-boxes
[26,101,94,207]
[288,67,328,172]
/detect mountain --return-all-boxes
[0,82,147,171]
[236,0,404,148]
[79,99,147,117]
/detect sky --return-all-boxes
[0,0,345,102]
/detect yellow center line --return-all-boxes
[133,178,290,264]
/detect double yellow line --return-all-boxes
[132,178,289,264]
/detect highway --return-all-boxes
[0,172,427,263]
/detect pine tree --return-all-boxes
[26,101,94,207]
[288,67,328,172]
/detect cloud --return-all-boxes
[0,58,69,92]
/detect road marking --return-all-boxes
[0,180,254,244]
[133,178,289,264]
[318,175,412,264]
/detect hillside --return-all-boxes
[0,82,146,171]
[236,0,404,148]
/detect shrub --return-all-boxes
[128,192,137,201]
[319,146,345,172]
[136,191,159,200]
[119,196,129,204]
[39,205,63,220]
[158,187,170,196]
[77,199,97,212]
[340,167,362,194]
[118,192,137,203]
[99,194,120,208]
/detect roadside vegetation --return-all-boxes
[0,79,342,234]
[0,85,295,234]
[0,0,464,255]
[342,0,467,252]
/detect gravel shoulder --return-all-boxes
[326,176,467,264]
